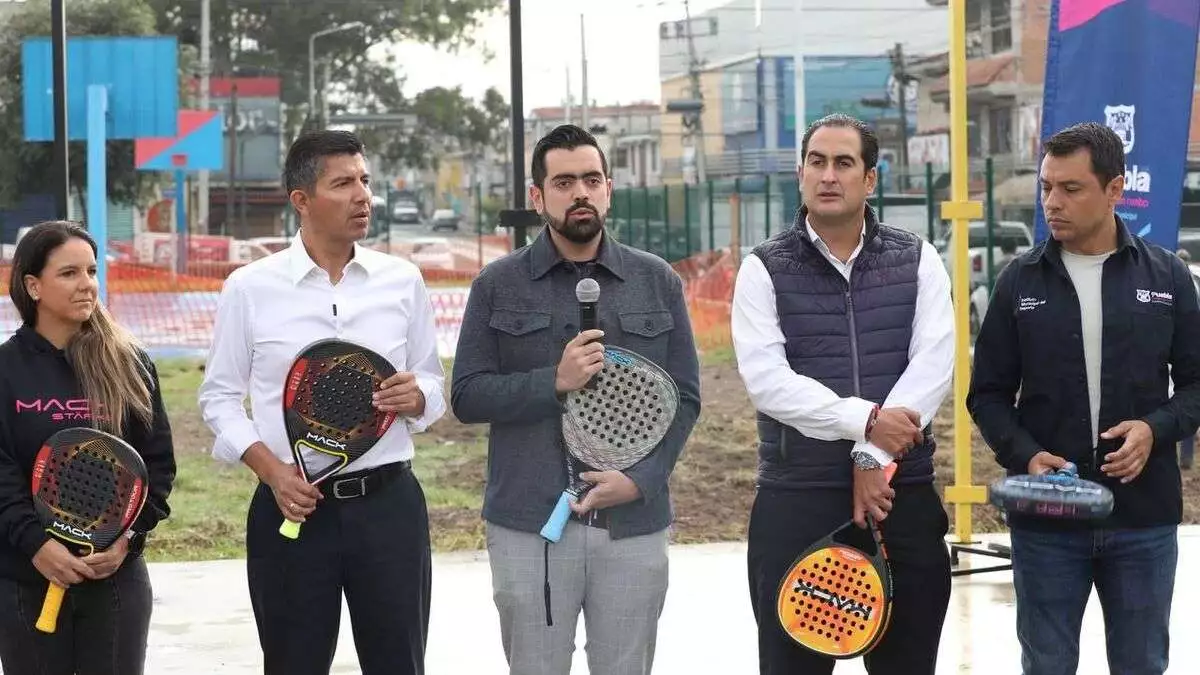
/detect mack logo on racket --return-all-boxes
[50,521,93,541]
[278,338,398,540]
[305,432,348,451]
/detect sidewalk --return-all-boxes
[141,527,1200,674]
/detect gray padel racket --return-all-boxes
[540,345,679,542]
[989,462,1114,520]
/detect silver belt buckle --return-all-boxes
[333,476,367,499]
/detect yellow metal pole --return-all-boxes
[942,0,988,544]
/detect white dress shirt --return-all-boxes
[732,220,955,467]
[198,234,447,470]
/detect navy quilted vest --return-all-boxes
[752,205,935,488]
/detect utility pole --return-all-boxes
[227,78,239,238]
[50,0,69,220]
[793,0,806,154]
[581,13,589,131]
[682,0,707,184]
[891,42,912,191]
[565,66,572,125]
[198,0,211,233]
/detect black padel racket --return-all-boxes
[776,463,898,658]
[280,338,398,539]
[540,345,679,542]
[31,427,149,633]
[989,461,1114,520]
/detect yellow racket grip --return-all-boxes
[278,518,302,539]
[36,581,66,633]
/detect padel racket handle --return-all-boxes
[279,519,302,540]
[540,490,574,543]
[35,581,66,633]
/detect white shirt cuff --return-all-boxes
[405,377,446,433]
[851,441,894,468]
[839,398,878,443]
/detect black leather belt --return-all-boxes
[570,508,609,529]
[320,460,411,500]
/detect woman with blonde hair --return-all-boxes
[0,220,176,674]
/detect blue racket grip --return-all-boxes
[540,490,574,543]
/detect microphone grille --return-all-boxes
[575,277,600,302]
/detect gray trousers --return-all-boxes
[486,521,670,675]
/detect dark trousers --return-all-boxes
[246,464,432,675]
[748,483,952,675]
[1011,524,1177,675]
[0,556,152,675]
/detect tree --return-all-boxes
[355,84,509,172]
[0,0,173,208]
[148,0,507,160]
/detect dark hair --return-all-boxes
[531,124,609,188]
[9,221,151,435]
[283,130,366,194]
[1042,122,1125,187]
[800,114,880,170]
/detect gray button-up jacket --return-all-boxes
[450,227,702,539]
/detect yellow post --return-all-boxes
[941,0,988,544]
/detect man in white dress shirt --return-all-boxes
[197,130,445,675]
[732,114,956,674]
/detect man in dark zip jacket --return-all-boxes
[968,122,1200,675]
[733,114,955,674]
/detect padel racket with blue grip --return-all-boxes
[539,345,679,543]
[988,462,1114,520]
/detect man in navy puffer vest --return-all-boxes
[732,114,956,674]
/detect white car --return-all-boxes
[937,221,1033,288]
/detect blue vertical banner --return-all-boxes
[1036,0,1200,249]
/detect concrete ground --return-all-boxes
[139,527,1200,674]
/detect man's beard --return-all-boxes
[544,204,605,244]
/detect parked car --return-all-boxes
[430,209,461,232]
[937,220,1033,288]
[391,200,421,225]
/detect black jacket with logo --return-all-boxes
[968,216,1200,531]
[0,325,176,584]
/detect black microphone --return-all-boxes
[576,277,600,333]
[576,278,601,389]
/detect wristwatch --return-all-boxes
[851,450,883,471]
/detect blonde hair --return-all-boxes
[9,221,152,436]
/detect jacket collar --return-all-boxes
[529,226,626,280]
[1026,213,1139,267]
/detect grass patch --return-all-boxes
[145,452,258,562]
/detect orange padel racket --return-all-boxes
[776,462,898,658]
[31,427,149,634]
[279,338,398,539]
